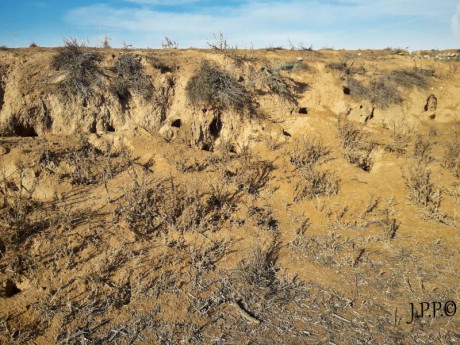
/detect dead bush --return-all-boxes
[186,61,251,111]
[345,68,431,109]
[387,68,431,89]
[116,177,234,235]
[337,118,375,171]
[327,56,365,76]
[114,180,171,235]
[66,136,132,186]
[52,38,103,100]
[290,136,331,170]
[251,66,298,105]
[236,243,278,289]
[404,163,441,216]
[294,168,340,201]
[274,60,307,73]
[411,135,433,163]
[442,131,460,178]
[112,53,153,100]
[346,78,370,100]
[368,77,403,109]
[232,158,274,195]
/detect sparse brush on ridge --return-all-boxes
[186,61,251,111]
[52,38,103,101]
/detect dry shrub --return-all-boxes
[337,118,375,171]
[411,134,433,163]
[346,78,369,100]
[327,55,365,76]
[442,130,460,178]
[232,158,274,195]
[112,53,153,100]
[66,136,132,186]
[294,168,340,201]
[114,180,172,235]
[404,163,441,216]
[368,77,403,109]
[52,38,103,101]
[167,148,208,173]
[290,136,331,170]
[248,205,278,232]
[186,61,251,111]
[237,243,278,289]
[345,68,431,109]
[251,66,298,105]
[387,68,432,89]
[115,177,235,235]
[274,60,307,73]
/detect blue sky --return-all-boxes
[1,0,459,49]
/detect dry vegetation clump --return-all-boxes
[404,163,441,217]
[115,177,235,235]
[274,60,308,73]
[290,137,331,170]
[442,129,460,178]
[337,118,375,171]
[289,137,339,201]
[345,68,431,109]
[411,134,433,163]
[111,53,153,100]
[327,55,365,77]
[0,175,46,247]
[65,136,132,186]
[251,65,298,105]
[51,38,103,101]
[114,179,173,235]
[186,61,251,111]
[387,68,432,89]
[294,168,340,201]
[230,157,274,195]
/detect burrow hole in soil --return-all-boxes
[209,117,223,138]
[171,119,182,128]
[4,280,21,297]
[13,123,38,137]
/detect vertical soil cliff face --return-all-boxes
[0,48,458,149]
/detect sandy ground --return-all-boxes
[0,47,459,344]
